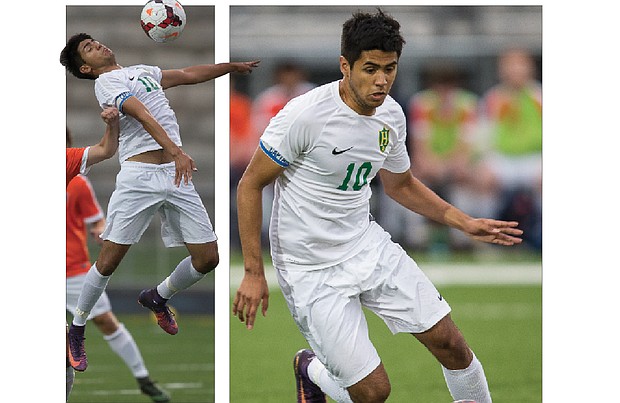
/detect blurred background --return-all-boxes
[229,5,543,259]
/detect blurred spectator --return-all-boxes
[252,61,316,134]
[230,78,256,183]
[479,48,542,250]
[230,78,257,249]
[409,66,478,193]
[378,64,493,252]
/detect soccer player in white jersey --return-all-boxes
[60,32,259,372]
[232,10,523,403]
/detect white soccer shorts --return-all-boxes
[66,273,112,319]
[276,222,451,388]
[101,161,217,247]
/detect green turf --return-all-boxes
[68,314,215,403]
[230,285,542,402]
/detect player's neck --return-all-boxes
[338,79,375,116]
[96,64,122,77]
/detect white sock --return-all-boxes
[104,323,149,378]
[156,256,205,299]
[308,356,354,403]
[442,352,492,403]
[66,366,74,402]
[72,264,111,326]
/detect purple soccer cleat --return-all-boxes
[67,324,88,372]
[294,349,327,403]
[138,288,178,335]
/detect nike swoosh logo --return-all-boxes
[332,146,353,155]
[129,76,135,80]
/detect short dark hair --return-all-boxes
[341,9,405,67]
[60,33,95,80]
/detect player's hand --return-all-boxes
[232,271,269,330]
[88,222,105,246]
[172,149,197,187]
[100,106,119,125]
[463,218,523,246]
[233,60,260,74]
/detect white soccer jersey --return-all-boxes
[261,80,411,271]
[94,64,182,163]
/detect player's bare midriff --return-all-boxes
[127,149,174,164]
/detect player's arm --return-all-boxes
[120,95,195,186]
[232,147,284,330]
[160,60,260,89]
[85,107,120,167]
[379,168,523,246]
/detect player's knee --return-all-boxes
[349,367,391,403]
[368,382,391,402]
[436,334,472,369]
[193,249,219,274]
[95,258,120,276]
[205,250,219,271]
[95,242,129,276]
[351,382,391,403]
[92,313,120,335]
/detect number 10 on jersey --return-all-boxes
[337,162,372,191]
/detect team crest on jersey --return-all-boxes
[378,127,390,152]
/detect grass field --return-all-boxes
[230,284,542,403]
[67,247,541,402]
[67,314,215,403]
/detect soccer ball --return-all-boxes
[140,0,186,43]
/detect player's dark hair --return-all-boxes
[60,33,96,80]
[341,9,405,67]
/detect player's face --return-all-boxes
[77,39,115,76]
[339,50,398,116]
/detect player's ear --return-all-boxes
[339,56,350,78]
[79,64,92,76]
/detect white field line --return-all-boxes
[74,383,208,398]
[229,262,542,289]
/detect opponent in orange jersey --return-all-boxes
[66,106,120,187]
[66,171,170,402]
[65,106,118,402]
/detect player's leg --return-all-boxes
[360,225,465,395]
[413,315,491,402]
[67,241,131,371]
[139,171,219,333]
[367,240,491,402]
[151,241,218,300]
[139,241,218,334]
[297,349,391,403]
[158,168,219,277]
[186,240,219,274]
[279,263,389,403]
[93,311,170,402]
[72,241,131,326]
[93,312,148,376]
[346,364,391,403]
[413,314,471,369]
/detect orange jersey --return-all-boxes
[66,148,86,187]
[66,175,104,277]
